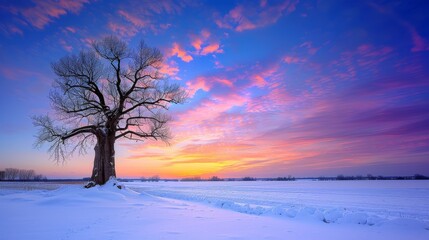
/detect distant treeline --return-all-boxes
[0,168,47,181]
[176,176,296,182]
[140,175,161,182]
[318,174,429,181]
[128,174,429,182]
[82,174,429,182]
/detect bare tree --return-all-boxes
[34,174,47,181]
[149,175,160,182]
[33,36,187,187]
[18,169,35,180]
[5,168,19,180]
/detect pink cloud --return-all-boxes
[191,30,208,51]
[214,76,234,87]
[1,25,24,35]
[0,66,51,85]
[251,75,267,88]
[160,23,172,29]
[65,26,76,33]
[215,0,299,32]
[326,44,394,82]
[186,77,211,97]
[59,39,73,52]
[201,43,223,55]
[408,25,429,52]
[9,0,90,29]
[248,64,283,88]
[112,1,187,36]
[143,0,185,14]
[169,42,193,62]
[214,61,224,69]
[159,61,180,79]
[246,83,293,113]
[108,22,138,38]
[356,45,393,67]
[80,37,95,47]
[118,10,148,27]
[283,55,306,64]
[356,44,393,57]
[176,93,248,127]
[110,9,159,38]
[368,2,429,53]
[190,29,223,56]
[12,26,23,35]
[215,78,233,87]
[185,76,234,97]
[201,29,211,39]
[217,5,256,31]
[191,38,203,51]
[299,41,319,55]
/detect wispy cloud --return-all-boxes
[159,60,180,79]
[107,22,139,39]
[368,2,429,52]
[190,29,223,56]
[283,55,306,64]
[110,0,189,38]
[185,76,234,97]
[118,10,148,28]
[201,43,223,55]
[59,39,73,52]
[215,0,299,32]
[64,26,76,33]
[406,23,429,52]
[4,0,90,30]
[169,42,193,62]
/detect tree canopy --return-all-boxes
[33,36,187,185]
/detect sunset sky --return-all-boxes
[0,0,428,179]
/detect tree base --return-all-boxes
[108,177,124,189]
[84,177,124,189]
[113,182,123,189]
[84,181,97,188]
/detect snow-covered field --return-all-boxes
[1,180,428,240]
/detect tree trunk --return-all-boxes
[87,130,116,186]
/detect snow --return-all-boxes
[0,180,428,239]
[125,180,429,226]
